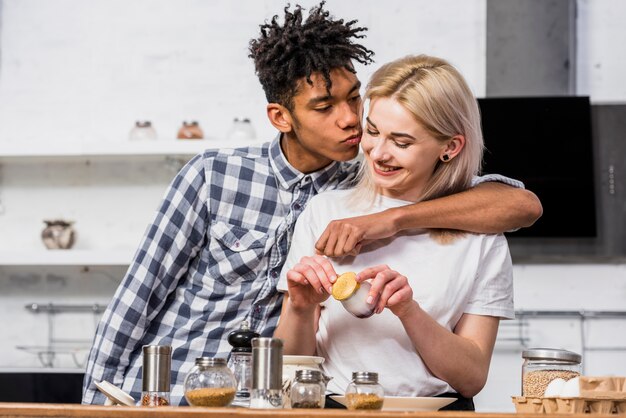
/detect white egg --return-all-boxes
[544,378,566,397]
[560,376,581,397]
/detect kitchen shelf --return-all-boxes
[0,249,133,266]
[0,138,256,160]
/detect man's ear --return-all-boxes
[441,135,466,161]
[267,103,294,133]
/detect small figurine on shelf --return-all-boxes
[129,121,158,141]
[177,121,204,140]
[41,219,76,250]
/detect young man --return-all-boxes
[82,3,541,406]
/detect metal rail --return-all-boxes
[515,310,626,319]
[21,302,105,367]
[25,303,105,314]
[497,309,626,374]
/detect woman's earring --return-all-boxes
[442,154,450,162]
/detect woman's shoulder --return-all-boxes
[465,233,511,263]
[304,189,359,219]
[308,189,353,207]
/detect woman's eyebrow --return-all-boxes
[390,131,416,141]
[366,117,416,140]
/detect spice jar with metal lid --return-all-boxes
[129,121,157,141]
[345,371,384,410]
[226,117,256,141]
[290,370,326,409]
[522,348,582,397]
[177,121,204,140]
[184,357,237,407]
[141,345,171,406]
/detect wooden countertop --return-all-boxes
[0,403,593,418]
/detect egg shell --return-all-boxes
[544,378,566,397]
[560,376,581,397]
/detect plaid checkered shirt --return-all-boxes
[82,135,523,405]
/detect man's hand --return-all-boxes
[315,210,399,257]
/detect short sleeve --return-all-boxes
[471,173,525,189]
[464,234,515,320]
[277,202,319,292]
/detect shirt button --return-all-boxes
[271,271,278,278]
[293,203,301,210]
[234,241,240,248]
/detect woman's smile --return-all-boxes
[373,161,401,175]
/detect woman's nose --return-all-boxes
[368,139,390,161]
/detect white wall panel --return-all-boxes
[577,0,626,103]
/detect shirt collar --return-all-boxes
[269,134,342,193]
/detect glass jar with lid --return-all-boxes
[129,121,157,141]
[226,117,256,141]
[522,348,582,397]
[184,357,237,407]
[290,370,326,409]
[332,272,374,318]
[177,121,204,140]
[345,371,384,410]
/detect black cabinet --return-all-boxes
[0,372,84,403]
[507,104,626,262]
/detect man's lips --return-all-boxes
[344,134,361,145]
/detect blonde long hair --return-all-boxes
[351,55,484,242]
[350,55,484,244]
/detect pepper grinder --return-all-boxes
[250,337,283,409]
[228,320,259,407]
[141,345,171,406]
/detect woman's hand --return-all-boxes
[357,265,417,318]
[286,255,337,312]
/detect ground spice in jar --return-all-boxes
[523,370,580,397]
[185,387,236,407]
[346,393,384,410]
[141,393,170,406]
[291,400,322,408]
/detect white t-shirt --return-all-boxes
[277,189,514,397]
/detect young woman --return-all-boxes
[274,54,514,410]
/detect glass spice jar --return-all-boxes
[332,272,375,318]
[521,348,582,397]
[290,370,326,409]
[184,357,237,407]
[129,121,157,141]
[226,117,256,141]
[345,371,384,410]
[177,121,204,140]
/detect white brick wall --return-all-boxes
[0,0,488,144]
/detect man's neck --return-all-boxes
[280,132,333,174]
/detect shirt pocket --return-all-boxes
[207,221,269,285]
